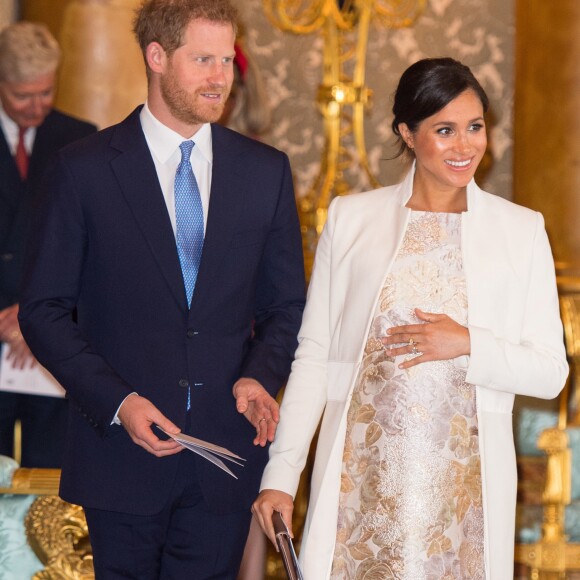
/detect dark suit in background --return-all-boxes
[0,108,96,467]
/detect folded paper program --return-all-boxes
[156,427,245,479]
[0,346,65,397]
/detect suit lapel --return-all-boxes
[0,128,22,209]
[110,109,186,309]
[29,113,54,178]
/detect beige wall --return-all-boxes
[21,0,515,200]
[0,0,16,28]
[514,0,580,266]
[23,0,146,130]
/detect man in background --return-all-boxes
[19,0,305,577]
[0,21,96,467]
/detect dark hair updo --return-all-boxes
[392,58,489,157]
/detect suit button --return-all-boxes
[186,329,197,338]
[1,253,13,262]
[178,379,189,388]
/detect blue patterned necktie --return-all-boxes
[174,140,204,308]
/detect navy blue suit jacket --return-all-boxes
[0,109,96,309]
[19,107,305,515]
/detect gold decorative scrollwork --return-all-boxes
[25,495,94,580]
[263,0,425,275]
[515,272,580,578]
[372,0,425,28]
[264,0,355,33]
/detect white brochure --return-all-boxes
[0,345,65,398]
[157,427,245,479]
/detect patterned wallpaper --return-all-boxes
[237,0,514,200]
[10,0,514,200]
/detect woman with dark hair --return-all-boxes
[253,58,568,578]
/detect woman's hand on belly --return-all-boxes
[382,308,471,369]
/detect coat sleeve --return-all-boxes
[465,212,568,399]
[260,197,338,497]
[238,153,306,396]
[18,154,134,435]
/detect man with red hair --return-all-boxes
[19,1,304,578]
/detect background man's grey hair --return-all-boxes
[0,22,61,83]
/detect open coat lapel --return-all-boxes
[331,168,414,362]
[109,110,186,309]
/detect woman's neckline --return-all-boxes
[407,207,467,215]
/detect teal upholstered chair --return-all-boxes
[515,407,580,543]
[0,455,43,580]
[0,455,93,579]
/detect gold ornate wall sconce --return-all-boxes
[263,0,425,272]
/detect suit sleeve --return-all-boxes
[238,153,306,395]
[260,197,338,497]
[466,212,568,399]
[18,154,133,435]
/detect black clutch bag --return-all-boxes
[272,511,304,580]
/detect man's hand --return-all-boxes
[252,489,294,547]
[117,394,183,457]
[233,377,280,447]
[0,304,36,369]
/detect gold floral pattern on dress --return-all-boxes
[331,211,484,580]
[399,212,451,256]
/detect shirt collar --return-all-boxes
[140,102,213,164]
[0,102,37,153]
[0,101,20,145]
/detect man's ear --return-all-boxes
[398,122,414,149]
[146,42,167,74]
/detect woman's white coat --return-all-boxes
[261,167,568,579]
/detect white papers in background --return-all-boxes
[0,345,65,398]
[158,428,245,479]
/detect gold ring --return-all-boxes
[408,338,415,346]
[258,417,267,425]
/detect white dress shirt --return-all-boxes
[139,102,213,235]
[0,103,36,154]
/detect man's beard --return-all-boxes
[160,70,230,126]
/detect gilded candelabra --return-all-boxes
[263,0,425,272]
[515,273,580,578]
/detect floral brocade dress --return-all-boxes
[330,211,485,580]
